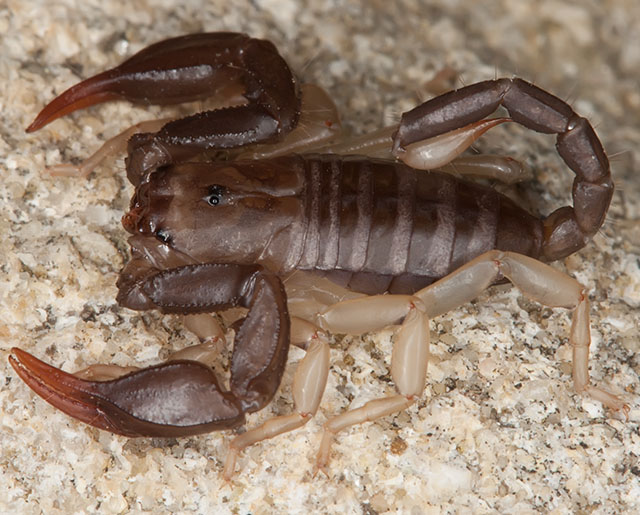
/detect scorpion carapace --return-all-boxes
[11,32,627,478]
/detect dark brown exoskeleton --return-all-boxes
[12,32,628,478]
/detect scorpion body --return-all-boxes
[126,154,542,296]
[11,32,627,478]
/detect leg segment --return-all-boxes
[45,119,172,178]
[223,331,331,479]
[282,275,434,473]
[415,250,628,412]
[439,155,531,184]
[307,250,627,472]
[314,300,430,473]
[9,263,291,437]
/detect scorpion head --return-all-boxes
[121,157,306,273]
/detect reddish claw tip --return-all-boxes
[25,71,120,133]
[8,347,125,433]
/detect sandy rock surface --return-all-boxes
[2,1,639,513]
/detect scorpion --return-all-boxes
[10,32,629,478]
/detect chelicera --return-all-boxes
[11,32,628,478]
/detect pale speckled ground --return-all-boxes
[2,1,640,513]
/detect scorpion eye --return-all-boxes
[205,184,224,206]
[155,228,171,244]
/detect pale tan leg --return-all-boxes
[182,313,225,344]
[414,250,629,413]
[317,395,414,474]
[73,313,225,380]
[235,290,426,476]
[166,340,224,368]
[290,316,324,348]
[223,331,331,479]
[313,125,397,158]
[439,154,531,184]
[310,250,628,472]
[46,118,172,177]
[315,303,430,474]
[72,364,140,381]
[313,115,529,185]
[167,314,226,368]
[284,270,366,322]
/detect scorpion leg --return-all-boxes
[416,250,629,412]
[71,363,141,382]
[45,118,173,178]
[182,313,225,344]
[438,155,532,184]
[167,314,227,368]
[223,330,331,479]
[392,78,613,260]
[309,251,628,472]
[9,263,290,437]
[313,296,430,474]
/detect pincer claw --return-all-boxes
[25,32,300,137]
[9,347,245,437]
